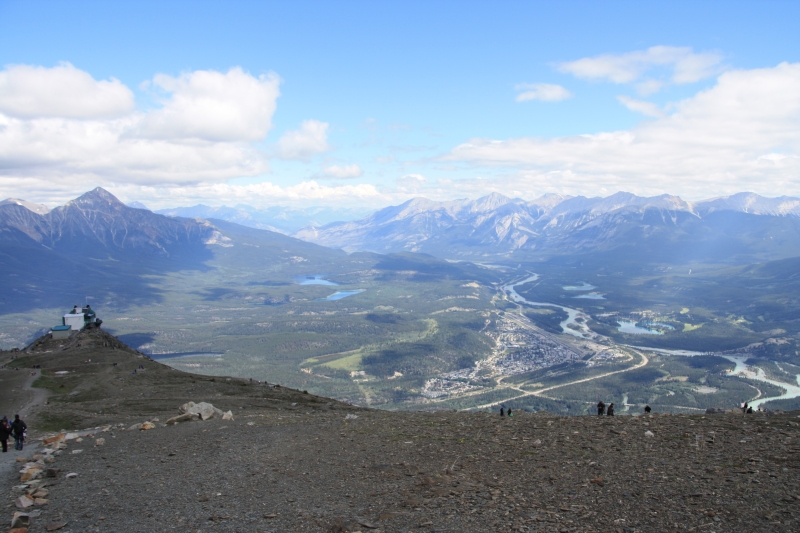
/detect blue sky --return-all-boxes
[1,1,799,208]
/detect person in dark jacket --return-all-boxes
[597,401,605,416]
[10,414,26,451]
[644,405,652,414]
[0,416,10,453]
[606,403,615,416]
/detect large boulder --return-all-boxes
[179,401,225,420]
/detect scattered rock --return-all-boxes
[65,472,78,479]
[644,430,655,438]
[45,523,67,532]
[11,512,32,528]
[179,401,225,420]
[166,413,200,425]
[71,449,83,454]
[140,421,156,431]
[95,438,105,446]
[222,410,234,421]
[15,495,35,509]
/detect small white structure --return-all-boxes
[63,313,86,331]
[51,325,71,339]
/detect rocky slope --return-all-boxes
[2,330,800,532]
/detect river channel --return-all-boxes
[502,274,595,338]
[631,346,800,408]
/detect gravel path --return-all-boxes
[7,409,800,533]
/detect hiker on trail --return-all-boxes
[644,405,651,414]
[507,408,513,417]
[500,407,505,417]
[10,414,26,451]
[0,416,10,453]
[746,406,753,414]
[742,402,748,413]
[597,401,605,416]
[606,403,615,416]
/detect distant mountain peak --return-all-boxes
[0,198,50,215]
[76,187,123,204]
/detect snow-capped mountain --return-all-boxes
[294,191,800,263]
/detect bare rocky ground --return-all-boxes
[2,329,800,533]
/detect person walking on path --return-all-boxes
[597,401,605,416]
[10,414,26,451]
[606,403,615,416]
[0,416,10,453]
[644,405,652,414]
[500,406,505,417]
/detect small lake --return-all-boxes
[563,282,596,291]
[318,289,365,301]
[617,320,664,335]
[574,293,605,299]
[149,352,224,360]
[295,275,339,286]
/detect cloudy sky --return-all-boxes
[1,1,799,209]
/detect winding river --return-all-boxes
[502,274,595,338]
[631,346,800,408]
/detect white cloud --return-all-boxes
[110,180,388,210]
[558,46,723,89]
[446,62,800,199]
[277,119,330,160]
[0,64,277,192]
[616,96,665,118]
[0,62,134,119]
[515,83,572,102]
[137,67,281,141]
[635,79,664,96]
[396,173,428,192]
[322,164,363,179]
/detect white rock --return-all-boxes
[179,401,224,420]
[644,430,655,438]
[345,414,358,420]
[95,438,105,446]
[71,449,83,454]
[65,472,78,479]
[222,411,234,421]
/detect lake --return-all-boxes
[295,275,339,286]
[318,289,365,301]
[574,293,605,299]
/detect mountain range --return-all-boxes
[294,191,800,263]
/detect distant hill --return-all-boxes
[294,191,800,264]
